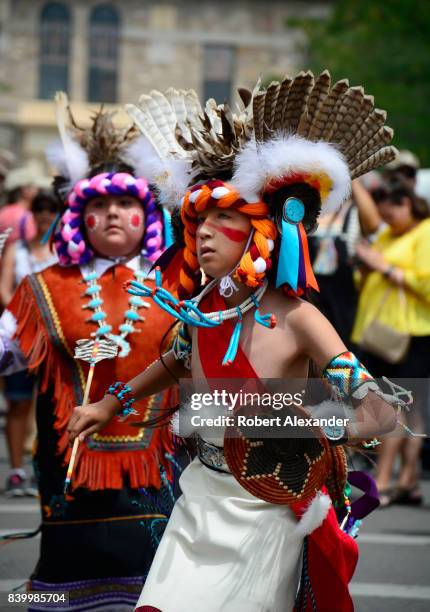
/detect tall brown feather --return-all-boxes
[273,76,292,130]
[308,79,349,141]
[253,92,266,143]
[351,147,397,179]
[263,82,280,140]
[297,70,331,137]
[282,71,314,134]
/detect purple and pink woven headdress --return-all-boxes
[54,172,164,266]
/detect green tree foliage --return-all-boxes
[289,0,430,165]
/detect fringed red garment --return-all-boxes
[8,264,177,491]
[197,288,358,612]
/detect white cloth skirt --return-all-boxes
[136,458,303,612]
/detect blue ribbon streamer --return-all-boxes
[162,208,174,248]
[276,219,300,291]
[40,213,61,245]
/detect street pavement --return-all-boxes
[0,413,429,611]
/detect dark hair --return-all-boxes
[31,190,61,214]
[7,187,23,203]
[385,166,417,181]
[372,177,429,220]
[170,205,186,248]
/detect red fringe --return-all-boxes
[69,423,175,491]
[10,278,77,458]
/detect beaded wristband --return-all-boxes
[105,381,138,421]
[172,323,192,370]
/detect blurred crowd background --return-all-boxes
[0,0,429,507]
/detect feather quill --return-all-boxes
[53,92,89,183]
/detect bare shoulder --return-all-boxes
[262,289,322,328]
[262,289,347,371]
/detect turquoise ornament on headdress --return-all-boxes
[283,197,305,225]
[162,208,174,249]
[276,197,305,291]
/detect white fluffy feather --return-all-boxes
[231,134,351,213]
[292,492,331,539]
[52,92,90,184]
[45,139,89,185]
[125,136,193,208]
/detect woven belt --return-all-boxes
[196,437,231,474]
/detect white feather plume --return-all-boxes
[126,87,202,161]
[45,138,89,185]
[125,135,193,208]
[231,134,351,213]
[292,492,332,539]
[52,92,89,184]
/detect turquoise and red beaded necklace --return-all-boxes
[81,259,150,357]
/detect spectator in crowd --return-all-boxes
[383,149,420,191]
[352,176,430,507]
[0,167,38,246]
[0,149,16,205]
[0,190,59,496]
[309,177,381,344]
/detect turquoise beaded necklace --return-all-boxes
[81,259,150,357]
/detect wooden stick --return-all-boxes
[64,343,100,494]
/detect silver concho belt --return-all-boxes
[196,437,231,474]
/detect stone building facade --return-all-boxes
[0,0,330,172]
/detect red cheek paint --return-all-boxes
[128,211,143,231]
[85,213,99,231]
[131,213,141,227]
[206,220,248,243]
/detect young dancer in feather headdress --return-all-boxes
[68,73,411,611]
[0,94,187,611]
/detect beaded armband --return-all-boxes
[322,351,378,401]
[172,323,192,370]
[322,351,415,448]
[105,381,138,421]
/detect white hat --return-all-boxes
[4,166,39,191]
[385,150,420,171]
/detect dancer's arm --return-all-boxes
[67,350,189,442]
[351,178,381,235]
[293,301,398,440]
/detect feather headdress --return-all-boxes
[46,93,170,266]
[46,92,152,199]
[127,70,397,295]
[125,86,256,206]
[127,71,396,210]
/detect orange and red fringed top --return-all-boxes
[8,264,178,492]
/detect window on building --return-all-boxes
[39,2,71,99]
[88,4,120,103]
[203,46,235,104]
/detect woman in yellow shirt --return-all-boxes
[352,177,430,506]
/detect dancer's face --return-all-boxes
[196,206,251,278]
[84,195,145,258]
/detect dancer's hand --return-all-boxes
[67,396,120,443]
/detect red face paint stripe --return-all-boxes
[206,220,249,243]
